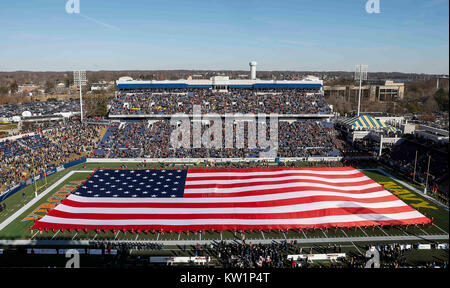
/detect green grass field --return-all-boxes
[0,162,448,247]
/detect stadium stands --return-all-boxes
[0,120,102,193]
[0,100,80,118]
[380,138,449,203]
[109,90,331,115]
[91,120,341,159]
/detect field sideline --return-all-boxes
[0,162,448,246]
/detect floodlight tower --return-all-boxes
[74,70,87,122]
[355,65,368,116]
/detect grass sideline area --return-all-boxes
[0,162,448,245]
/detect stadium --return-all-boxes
[0,62,448,269]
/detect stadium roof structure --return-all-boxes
[116,76,323,90]
[387,126,401,133]
[340,115,389,130]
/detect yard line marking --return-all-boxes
[418,227,429,235]
[30,231,39,240]
[378,226,389,236]
[156,232,160,241]
[220,231,223,241]
[71,232,78,240]
[351,242,362,254]
[301,230,308,239]
[397,227,409,236]
[178,233,181,241]
[434,224,449,235]
[283,232,287,240]
[135,234,139,241]
[359,227,369,237]
[114,231,120,240]
[92,233,97,240]
[261,231,265,240]
[341,229,349,238]
[51,230,60,239]
[322,229,328,238]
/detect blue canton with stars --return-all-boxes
[75,169,187,198]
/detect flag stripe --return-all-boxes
[65,189,391,203]
[184,178,375,189]
[36,211,427,226]
[60,194,400,208]
[184,182,381,194]
[186,172,368,181]
[51,199,409,215]
[46,206,415,220]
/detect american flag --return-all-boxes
[31,167,430,232]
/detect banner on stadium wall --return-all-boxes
[27,248,57,254]
[88,249,103,255]
[0,185,21,202]
[149,256,210,264]
[287,253,346,261]
[438,244,449,250]
[87,158,276,163]
[46,168,57,177]
[105,249,118,255]
[86,156,342,164]
[58,249,86,255]
[418,244,432,250]
[64,158,86,169]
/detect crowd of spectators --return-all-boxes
[278,121,341,157]
[0,116,345,194]
[109,90,331,115]
[0,120,103,194]
[0,100,80,118]
[92,120,341,159]
[380,137,449,204]
[214,240,300,268]
[1,240,446,268]
[341,243,448,268]
[90,240,164,253]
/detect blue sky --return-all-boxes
[0,0,448,73]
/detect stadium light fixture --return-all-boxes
[74,70,87,122]
[355,65,368,116]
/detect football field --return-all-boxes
[0,162,448,248]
